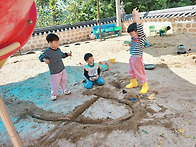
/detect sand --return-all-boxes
[0,32,196,147]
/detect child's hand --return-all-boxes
[68,53,72,56]
[132,8,139,16]
[132,8,136,15]
[132,8,141,24]
[96,75,99,80]
[68,51,72,57]
[89,77,94,81]
[43,58,49,64]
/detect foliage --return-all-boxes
[35,0,196,28]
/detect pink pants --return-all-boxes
[128,56,147,83]
[50,69,67,96]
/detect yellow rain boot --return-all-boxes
[140,82,149,94]
[126,79,138,89]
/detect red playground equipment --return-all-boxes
[0,0,37,146]
[0,0,36,63]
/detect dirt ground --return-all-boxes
[0,32,196,147]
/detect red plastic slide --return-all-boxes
[0,0,37,61]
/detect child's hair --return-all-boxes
[166,26,171,31]
[46,33,59,43]
[84,53,93,61]
[127,23,137,33]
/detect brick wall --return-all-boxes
[122,15,196,35]
[21,15,196,52]
[21,27,93,51]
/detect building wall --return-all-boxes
[21,15,196,52]
[21,27,93,51]
[122,15,196,35]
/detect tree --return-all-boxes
[35,0,66,27]
[35,0,196,28]
[65,0,116,25]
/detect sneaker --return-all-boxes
[63,90,71,95]
[51,95,57,101]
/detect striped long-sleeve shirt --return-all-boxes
[129,23,146,56]
[39,47,68,74]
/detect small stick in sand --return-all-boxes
[70,51,72,59]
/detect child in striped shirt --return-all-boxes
[126,8,149,94]
[39,33,72,101]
